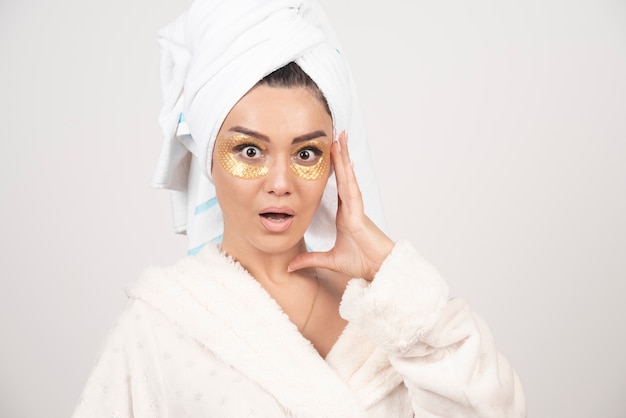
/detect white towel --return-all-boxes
[152,0,386,254]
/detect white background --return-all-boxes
[1,0,625,417]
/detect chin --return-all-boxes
[253,233,306,255]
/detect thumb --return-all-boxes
[288,251,335,272]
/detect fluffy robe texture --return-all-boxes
[152,0,386,254]
[72,241,526,417]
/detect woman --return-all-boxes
[73,0,526,416]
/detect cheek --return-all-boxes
[213,164,260,208]
[211,158,236,204]
[303,176,330,209]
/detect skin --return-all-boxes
[212,84,394,356]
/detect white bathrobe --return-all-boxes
[72,241,526,417]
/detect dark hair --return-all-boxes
[256,62,331,116]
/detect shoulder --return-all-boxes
[126,242,231,298]
[101,299,169,350]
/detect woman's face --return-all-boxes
[212,85,333,255]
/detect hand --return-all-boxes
[288,132,395,281]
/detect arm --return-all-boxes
[340,240,526,417]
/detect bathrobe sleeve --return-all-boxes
[71,301,168,418]
[339,240,527,417]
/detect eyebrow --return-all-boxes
[228,126,329,144]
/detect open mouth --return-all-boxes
[260,212,294,222]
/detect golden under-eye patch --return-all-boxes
[290,140,331,181]
[216,135,269,179]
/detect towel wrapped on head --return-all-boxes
[152,0,385,254]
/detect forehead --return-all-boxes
[220,85,333,139]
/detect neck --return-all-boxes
[220,236,309,286]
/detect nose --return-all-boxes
[263,157,294,196]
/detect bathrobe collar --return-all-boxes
[127,243,366,417]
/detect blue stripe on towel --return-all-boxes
[187,243,206,255]
[178,113,185,123]
[187,234,223,256]
[194,197,218,215]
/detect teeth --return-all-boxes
[262,213,292,222]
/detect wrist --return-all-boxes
[365,236,395,281]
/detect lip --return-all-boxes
[258,206,295,233]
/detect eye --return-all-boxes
[294,146,323,165]
[299,149,312,161]
[235,144,264,160]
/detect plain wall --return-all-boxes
[1,0,624,417]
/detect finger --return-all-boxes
[339,132,352,175]
[336,132,363,215]
[287,251,335,272]
[332,132,352,196]
[331,134,348,201]
[331,131,346,182]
